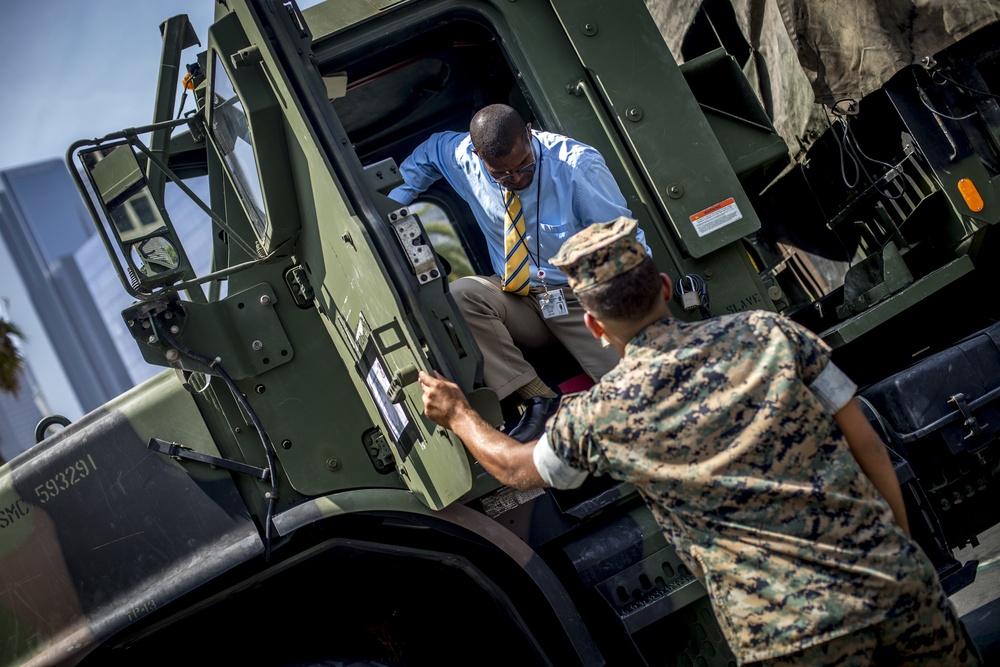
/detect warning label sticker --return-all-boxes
[689,197,742,237]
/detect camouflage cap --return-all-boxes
[550,217,647,292]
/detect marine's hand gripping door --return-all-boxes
[210,2,477,510]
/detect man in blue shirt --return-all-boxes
[389,104,648,441]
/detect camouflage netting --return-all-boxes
[646,0,1000,157]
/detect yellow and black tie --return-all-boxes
[502,189,531,295]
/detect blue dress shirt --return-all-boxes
[389,130,647,287]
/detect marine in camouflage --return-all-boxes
[544,309,974,664]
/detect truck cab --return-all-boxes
[2,0,999,665]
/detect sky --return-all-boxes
[0,1,220,172]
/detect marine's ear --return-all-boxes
[583,311,604,340]
[660,273,673,302]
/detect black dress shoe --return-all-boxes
[507,396,561,443]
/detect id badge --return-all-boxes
[538,289,569,319]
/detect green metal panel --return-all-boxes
[548,0,762,258]
[227,0,473,509]
[154,282,293,380]
[302,0,413,41]
[679,48,789,178]
[821,255,975,347]
[488,0,772,312]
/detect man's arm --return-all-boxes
[575,153,650,255]
[387,132,456,204]
[419,371,547,490]
[835,398,911,536]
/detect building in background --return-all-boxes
[0,358,47,464]
[0,158,129,459]
[0,158,211,460]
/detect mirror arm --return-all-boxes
[78,115,197,145]
[158,253,278,298]
[67,113,271,304]
[67,136,272,302]
[65,136,272,301]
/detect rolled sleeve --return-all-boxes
[810,362,857,414]
[533,432,589,489]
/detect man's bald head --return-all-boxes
[470,104,528,160]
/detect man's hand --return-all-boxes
[418,370,471,430]
[418,369,547,490]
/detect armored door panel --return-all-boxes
[548,0,762,258]
[213,0,480,509]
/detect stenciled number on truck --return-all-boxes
[33,454,99,504]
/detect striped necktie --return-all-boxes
[502,189,531,295]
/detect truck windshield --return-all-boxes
[209,52,267,241]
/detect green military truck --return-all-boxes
[2,0,999,665]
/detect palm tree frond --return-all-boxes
[0,318,26,395]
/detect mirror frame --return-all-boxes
[74,139,192,293]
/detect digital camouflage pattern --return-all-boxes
[549,216,646,292]
[760,570,981,665]
[545,310,964,664]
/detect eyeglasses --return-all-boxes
[487,135,536,185]
[491,159,536,185]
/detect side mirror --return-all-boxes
[78,142,192,291]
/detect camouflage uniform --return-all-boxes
[538,217,979,665]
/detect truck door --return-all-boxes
[207,1,489,509]
[548,0,766,258]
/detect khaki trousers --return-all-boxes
[450,275,621,400]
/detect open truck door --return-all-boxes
[191,3,494,509]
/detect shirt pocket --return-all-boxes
[537,220,574,243]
